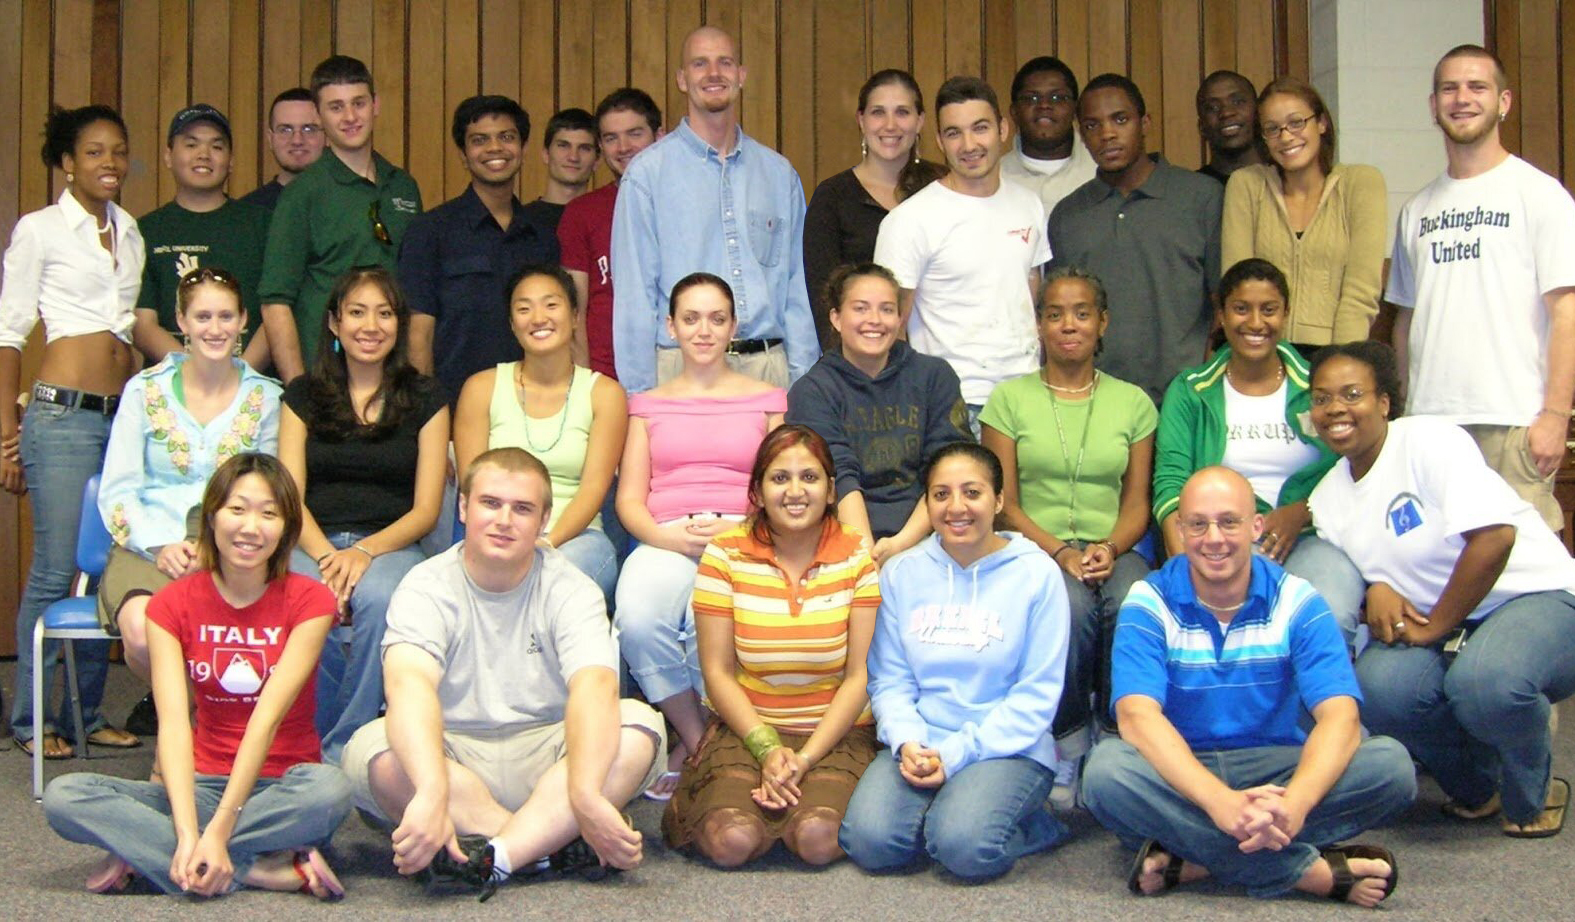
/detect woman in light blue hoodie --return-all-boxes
[839,442,1072,880]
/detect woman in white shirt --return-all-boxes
[1309,341,1575,839]
[0,105,145,759]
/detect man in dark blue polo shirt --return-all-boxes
[398,95,555,405]
[1083,467,1413,906]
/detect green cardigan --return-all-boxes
[1152,342,1337,524]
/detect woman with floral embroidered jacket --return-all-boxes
[98,266,282,687]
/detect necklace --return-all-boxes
[95,213,112,234]
[515,362,570,454]
[1199,597,1246,613]
[1042,375,1096,395]
[1046,370,1098,539]
[1225,359,1285,392]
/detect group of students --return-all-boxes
[4,28,1573,909]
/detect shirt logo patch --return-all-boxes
[910,604,1005,651]
[215,648,266,695]
[390,197,418,213]
[1386,493,1424,536]
[1008,227,1031,243]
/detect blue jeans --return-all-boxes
[1353,589,1575,824]
[839,754,1068,879]
[1083,737,1415,897]
[1057,548,1150,747]
[558,527,618,602]
[1281,535,1365,648]
[613,542,702,702]
[10,399,113,742]
[44,763,352,894]
[292,533,427,765]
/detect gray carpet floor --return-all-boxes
[2,660,1572,920]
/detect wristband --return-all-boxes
[351,543,375,559]
[1052,545,1077,563]
[315,552,332,566]
[1537,408,1568,418]
[743,724,784,763]
[1097,540,1119,558]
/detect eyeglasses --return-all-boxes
[369,201,392,245]
[1015,91,1075,107]
[1309,387,1369,408]
[1260,113,1316,140]
[270,125,321,138]
[1179,515,1247,537]
[177,266,240,292]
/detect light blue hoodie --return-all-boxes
[868,532,1070,776]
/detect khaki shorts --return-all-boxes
[655,343,789,387]
[342,699,666,821]
[1463,424,1562,532]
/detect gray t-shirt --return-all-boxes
[382,543,617,732]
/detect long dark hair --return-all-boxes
[307,266,423,440]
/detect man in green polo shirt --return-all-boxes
[134,104,272,370]
[258,54,422,381]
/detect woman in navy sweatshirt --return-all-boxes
[786,262,970,564]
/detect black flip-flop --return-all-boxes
[1126,839,1184,895]
[1503,777,1569,839]
[1320,844,1398,903]
[19,732,73,760]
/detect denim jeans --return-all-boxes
[44,763,352,894]
[9,399,113,742]
[1353,589,1575,824]
[292,533,427,765]
[613,542,702,702]
[1281,534,1366,649]
[557,527,618,602]
[839,754,1068,880]
[1083,737,1416,897]
[1056,548,1150,748]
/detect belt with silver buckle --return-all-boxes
[32,382,120,416]
[725,338,782,355]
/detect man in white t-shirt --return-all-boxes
[874,75,1051,431]
[1389,43,1575,531]
[1000,56,1096,215]
[342,448,665,899]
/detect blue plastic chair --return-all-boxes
[32,474,115,801]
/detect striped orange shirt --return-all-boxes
[692,519,879,731]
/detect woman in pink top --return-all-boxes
[615,272,786,801]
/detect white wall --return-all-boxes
[1309,0,1483,250]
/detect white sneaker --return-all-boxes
[1049,756,1081,812]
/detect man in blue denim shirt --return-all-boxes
[610,25,818,393]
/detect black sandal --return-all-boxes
[1126,839,1184,895]
[1320,844,1398,903]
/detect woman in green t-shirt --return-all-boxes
[980,266,1157,794]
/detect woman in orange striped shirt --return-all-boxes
[661,424,880,867]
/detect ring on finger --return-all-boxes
[1394,621,1405,630]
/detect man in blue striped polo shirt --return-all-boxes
[1083,467,1415,908]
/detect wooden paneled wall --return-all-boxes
[1489,0,1575,184]
[0,0,1310,652]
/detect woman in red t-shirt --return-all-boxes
[44,452,350,899]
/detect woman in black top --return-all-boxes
[803,70,943,352]
[278,267,449,763]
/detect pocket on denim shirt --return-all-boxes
[747,211,786,267]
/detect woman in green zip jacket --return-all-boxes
[1153,257,1364,645]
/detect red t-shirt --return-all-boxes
[146,571,337,777]
[557,182,619,379]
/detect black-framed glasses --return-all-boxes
[1261,113,1315,140]
[1179,515,1247,537]
[1014,91,1075,107]
[369,201,392,245]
